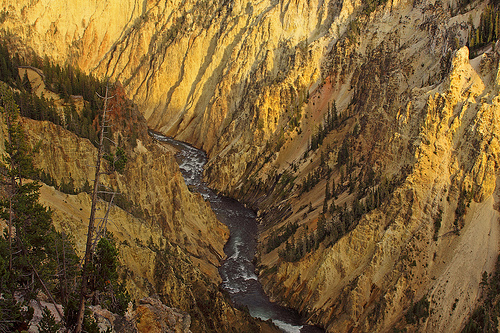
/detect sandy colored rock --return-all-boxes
[135,297,191,333]
[257,41,500,332]
[3,0,500,331]
[20,118,228,282]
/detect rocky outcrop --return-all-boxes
[257,46,500,332]
[134,297,191,333]
[28,297,192,333]
[3,0,500,331]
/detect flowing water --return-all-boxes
[152,133,324,333]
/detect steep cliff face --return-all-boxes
[1,0,352,169]
[3,0,500,331]
[21,118,228,275]
[257,47,500,332]
[2,114,266,332]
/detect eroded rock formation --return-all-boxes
[2,0,500,331]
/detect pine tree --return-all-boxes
[38,307,62,333]
[488,7,494,42]
[0,81,37,275]
[0,82,73,323]
[332,101,338,125]
[496,12,499,40]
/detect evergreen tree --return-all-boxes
[325,181,331,201]
[0,82,76,325]
[38,307,62,333]
[332,100,338,126]
[337,139,349,166]
[0,42,18,84]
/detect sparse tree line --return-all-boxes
[265,222,299,253]
[468,4,500,57]
[262,98,411,262]
[307,101,341,153]
[0,41,103,144]
[300,112,362,197]
[275,166,408,262]
[0,40,130,209]
[462,255,500,332]
[0,83,130,332]
[452,188,473,235]
[0,40,134,172]
[404,296,430,325]
[36,55,106,110]
[362,0,388,14]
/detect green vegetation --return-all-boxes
[0,40,134,152]
[300,166,330,194]
[266,222,299,253]
[104,146,128,174]
[454,189,472,233]
[38,55,106,108]
[38,307,62,333]
[288,106,302,132]
[337,138,350,166]
[462,256,500,332]
[0,82,130,331]
[0,40,100,141]
[281,169,407,263]
[15,89,62,125]
[405,296,430,325]
[308,101,340,152]
[363,0,388,14]
[0,41,20,85]
[0,82,80,331]
[0,9,8,24]
[433,209,442,241]
[89,236,131,316]
[468,5,500,58]
[0,39,133,195]
[346,19,361,44]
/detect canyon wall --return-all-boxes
[1,0,351,162]
[2,0,500,331]
[258,46,500,331]
[0,105,264,331]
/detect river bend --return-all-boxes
[153,133,324,333]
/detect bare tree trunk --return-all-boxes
[75,84,112,333]
[8,180,13,271]
[6,111,13,273]
[62,232,68,305]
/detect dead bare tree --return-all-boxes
[75,83,115,333]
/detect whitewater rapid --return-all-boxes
[152,132,323,333]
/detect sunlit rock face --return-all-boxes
[3,0,500,331]
[2,0,353,188]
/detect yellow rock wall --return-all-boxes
[259,47,500,332]
[20,118,228,286]
[1,0,356,192]
[3,0,500,331]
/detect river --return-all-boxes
[152,133,324,333]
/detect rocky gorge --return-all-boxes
[1,0,500,331]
